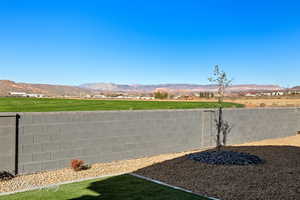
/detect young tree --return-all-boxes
[208,65,233,151]
[154,91,168,99]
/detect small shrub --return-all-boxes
[0,171,14,181]
[71,159,91,171]
[71,159,84,171]
[259,103,266,107]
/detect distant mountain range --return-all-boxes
[80,82,284,93]
[0,80,295,97]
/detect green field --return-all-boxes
[0,174,208,200]
[0,97,243,112]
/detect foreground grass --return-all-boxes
[0,97,243,112]
[0,174,208,200]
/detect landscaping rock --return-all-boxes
[0,171,14,181]
[188,150,264,165]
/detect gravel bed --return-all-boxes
[188,150,264,165]
[136,135,300,200]
[0,150,202,193]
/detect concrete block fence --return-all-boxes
[0,107,299,174]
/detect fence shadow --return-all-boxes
[69,173,204,200]
[68,175,133,200]
[69,145,300,200]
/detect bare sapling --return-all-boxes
[209,65,233,151]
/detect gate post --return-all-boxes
[15,114,20,175]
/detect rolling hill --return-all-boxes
[0,80,93,97]
[0,80,286,97]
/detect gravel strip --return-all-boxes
[0,149,204,193]
[135,135,300,200]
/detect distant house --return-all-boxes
[271,91,284,96]
[294,90,300,94]
[140,96,155,100]
[245,93,257,97]
[9,92,27,97]
[84,94,91,98]
[9,92,44,98]
[93,94,107,98]
[261,92,272,96]
[26,93,44,98]
[290,87,300,94]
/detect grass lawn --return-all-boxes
[0,97,243,112]
[0,174,209,200]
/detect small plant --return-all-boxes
[71,159,91,171]
[260,103,266,107]
[0,171,14,181]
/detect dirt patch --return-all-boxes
[225,98,300,107]
[136,135,300,200]
[166,97,300,107]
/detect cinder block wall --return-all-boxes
[223,107,300,145]
[0,107,299,174]
[18,110,206,174]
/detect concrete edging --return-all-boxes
[130,173,220,200]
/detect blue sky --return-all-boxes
[0,0,299,86]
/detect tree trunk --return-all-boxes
[217,107,222,151]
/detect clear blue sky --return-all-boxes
[0,0,299,86]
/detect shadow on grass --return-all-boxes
[68,145,300,200]
[133,145,300,200]
[69,174,207,200]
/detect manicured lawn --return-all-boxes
[0,174,209,200]
[0,97,243,112]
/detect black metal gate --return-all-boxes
[0,114,20,175]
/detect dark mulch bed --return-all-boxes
[135,146,300,200]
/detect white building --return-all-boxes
[245,93,257,97]
[271,91,284,96]
[26,93,44,98]
[140,96,155,100]
[93,94,107,98]
[9,92,44,98]
[9,92,27,96]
